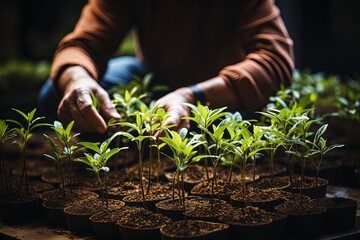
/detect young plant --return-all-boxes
[109,87,147,173]
[43,120,80,195]
[231,125,267,205]
[306,124,344,187]
[160,128,206,209]
[183,102,228,181]
[197,118,234,203]
[0,119,16,191]
[75,132,127,207]
[116,104,155,207]
[7,108,49,194]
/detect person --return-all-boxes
[38,0,294,133]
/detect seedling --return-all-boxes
[160,128,206,209]
[306,124,344,187]
[75,132,127,207]
[7,108,49,193]
[0,119,16,191]
[116,104,155,207]
[43,120,80,194]
[183,102,228,181]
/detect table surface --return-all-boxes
[0,185,359,240]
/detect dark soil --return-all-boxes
[108,181,141,199]
[275,201,326,215]
[231,187,283,203]
[165,165,212,185]
[90,208,127,223]
[29,180,54,193]
[161,220,229,237]
[256,176,290,190]
[41,189,98,208]
[117,206,172,228]
[64,198,124,215]
[40,189,98,201]
[0,190,38,203]
[311,197,357,209]
[292,175,328,188]
[184,199,233,219]
[191,180,239,198]
[279,190,311,202]
[218,205,272,225]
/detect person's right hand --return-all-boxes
[57,66,120,133]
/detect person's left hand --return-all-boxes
[154,87,195,132]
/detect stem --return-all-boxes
[181,170,186,211]
[270,150,275,183]
[59,163,65,196]
[0,143,9,191]
[23,141,29,194]
[241,160,247,206]
[105,172,109,209]
[287,153,295,200]
[138,143,146,208]
[300,158,305,204]
[176,170,182,206]
[226,155,234,184]
[96,172,105,207]
[115,135,121,173]
[156,143,161,184]
[172,170,176,204]
[67,154,73,193]
[252,156,256,189]
[146,139,153,194]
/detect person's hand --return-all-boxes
[57,66,120,133]
[154,87,196,132]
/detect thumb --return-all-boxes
[96,89,121,120]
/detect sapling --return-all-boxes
[109,87,147,173]
[197,118,233,204]
[144,105,174,193]
[183,102,228,181]
[7,108,49,193]
[0,119,16,191]
[160,128,206,210]
[116,104,155,207]
[306,124,344,187]
[231,125,267,205]
[75,132,127,207]
[43,120,80,195]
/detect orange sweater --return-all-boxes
[51,0,294,111]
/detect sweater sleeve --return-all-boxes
[219,0,294,111]
[50,0,135,88]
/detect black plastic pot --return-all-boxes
[0,194,39,225]
[42,201,68,228]
[118,223,165,240]
[224,220,273,240]
[90,214,122,240]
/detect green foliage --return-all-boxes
[75,132,126,175]
[161,128,206,172]
[0,60,50,93]
[0,119,16,143]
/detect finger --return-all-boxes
[96,88,121,120]
[68,99,95,132]
[76,90,107,133]
[57,98,73,127]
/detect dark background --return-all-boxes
[0,0,359,119]
[1,0,359,75]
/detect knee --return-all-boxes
[37,78,59,122]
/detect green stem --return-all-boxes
[146,139,153,195]
[59,163,65,196]
[0,143,8,191]
[181,170,186,211]
[138,143,146,208]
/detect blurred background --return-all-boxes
[0,0,360,116]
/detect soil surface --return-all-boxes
[275,200,326,215]
[219,205,272,225]
[117,206,172,228]
[161,220,229,237]
[64,198,124,215]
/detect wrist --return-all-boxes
[188,85,209,106]
[58,66,91,96]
